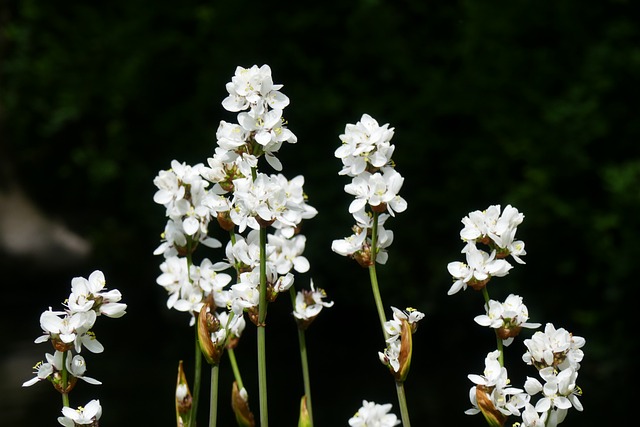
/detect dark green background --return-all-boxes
[2,0,637,425]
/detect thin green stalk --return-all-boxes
[209,364,219,427]
[191,326,203,426]
[61,351,70,408]
[370,211,411,425]
[185,237,203,427]
[228,348,244,390]
[395,381,411,427]
[257,226,269,427]
[368,211,388,339]
[289,286,314,426]
[481,286,504,366]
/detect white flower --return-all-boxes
[36,309,102,353]
[292,280,334,323]
[474,294,540,346]
[22,351,63,387]
[348,400,400,427]
[447,243,513,295]
[526,367,582,413]
[67,270,127,318]
[459,204,526,264]
[336,114,396,177]
[68,354,101,385]
[522,323,585,371]
[378,339,401,372]
[57,399,102,426]
[268,232,310,274]
[331,226,367,257]
[222,64,289,114]
[344,168,407,217]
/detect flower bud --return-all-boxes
[175,361,193,426]
[197,298,223,365]
[297,395,312,427]
[475,384,507,427]
[394,319,413,382]
[231,381,255,427]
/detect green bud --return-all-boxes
[298,395,312,427]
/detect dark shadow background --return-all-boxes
[2,0,638,425]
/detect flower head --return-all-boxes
[348,400,400,427]
[57,399,102,426]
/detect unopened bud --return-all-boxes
[231,382,255,427]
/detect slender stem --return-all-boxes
[257,226,269,427]
[227,348,244,390]
[297,327,313,426]
[368,211,388,339]
[481,286,504,366]
[61,351,70,408]
[209,364,219,427]
[395,381,411,427]
[290,286,314,426]
[191,325,203,426]
[185,238,202,427]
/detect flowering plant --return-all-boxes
[22,65,585,427]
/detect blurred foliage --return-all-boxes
[2,0,639,425]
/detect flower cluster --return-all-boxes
[521,323,585,426]
[348,400,400,427]
[474,294,541,346]
[449,205,585,427]
[332,114,407,267]
[22,271,125,424]
[447,204,526,295]
[466,350,529,424]
[153,65,319,329]
[378,307,424,381]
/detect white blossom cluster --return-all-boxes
[474,294,541,346]
[348,400,400,427]
[466,324,585,427]
[447,204,526,295]
[448,205,585,426]
[378,307,424,374]
[331,114,407,266]
[22,271,125,425]
[153,65,322,334]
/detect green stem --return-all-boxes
[481,286,504,366]
[368,211,388,339]
[61,351,70,408]
[395,381,411,427]
[228,348,244,390]
[258,226,269,427]
[289,287,314,426]
[209,364,219,427]
[184,237,203,427]
[191,326,203,426]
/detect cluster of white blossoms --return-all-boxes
[153,64,321,332]
[22,271,125,425]
[378,307,424,379]
[448,205,585,426]
[466,324,585,427]
[332,114,407,267]
[348,400,400,427]
[447,204,526,295]
[474,294,541,346]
